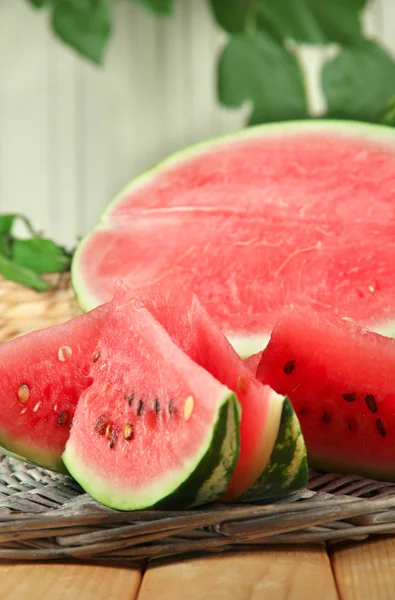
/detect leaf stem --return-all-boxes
[244,0,257,39]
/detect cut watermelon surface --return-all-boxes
[256,305,395,482]
[141,290,307,501]
[0,305,107,472]
[62,286,241,510]
[73,121,395,357]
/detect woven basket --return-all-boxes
[1,275,395,564]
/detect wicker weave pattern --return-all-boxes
[0,454,395,562]
[0,274,80,343]
[1,276,395,562]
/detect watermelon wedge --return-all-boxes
[72,121,395,357]
[256,305,395,482]
[0,305,107,472]
[140,289,307,501]
[63,286,241,510]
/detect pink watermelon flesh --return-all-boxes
[141,290,284,500]
[73,122,395,355]
[62,285,240,510]
[244,352,263,375]
[0,305,108,472]
[256,305,395,481]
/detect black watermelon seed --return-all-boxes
[376,418,386,437]
[322,411,331,424]
[57,411,69,426]
[297,406,307,416]
[108,429,119,449]
[283,360,295,375]
[365,394,377,414]
[169,400,174,415]
[137,400,144,416]
[154,399,160,414]
[92,351,101,363]
[128,394,134,407]
[348,419,357,431]
[342,393,357,403]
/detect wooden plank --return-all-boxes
[138,547,338,600]
[331,537,395,600]
[0,562,142,600]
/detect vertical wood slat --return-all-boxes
[330,537,395,600]
[0,562,142,600]
[0,1,51,235]
[138,547,339,600]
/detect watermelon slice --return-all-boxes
[256,305,395,482]
[62,286,241,510]
[0,305,107,472]
[141,290,307,501]
[72,121,395,357]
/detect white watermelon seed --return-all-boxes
[58,346,72,362]
[20,408,27,415]
[105,423,112,439]
[102,383,109,392]
[17,384,30,404]
[33,401,41,413]
[184,396,194,421]
[368,285,375,293]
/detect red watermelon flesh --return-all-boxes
[73,122,395,357]
[256,305,395,481]
[142,290,288,501]
[62,284,240,510]
[0,305,108,472]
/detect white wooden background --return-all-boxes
[0,0,393,246]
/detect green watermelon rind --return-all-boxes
[62,391,241,511]
[71,119,395,355]
[238,396,308,503]
[0,435,68,474]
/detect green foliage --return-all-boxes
[27,0,172,65]
[211,0,395,126]
[218,34,308,125]
[322,41,395,122]
[255,0,367,44]
[23,0,395,125]
[132,0,173,16]
[0,215,71,291]
[51,0,112,65]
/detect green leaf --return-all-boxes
[0,215,16,235]
[27,0,50,7]
[257,0,367,44]
[51,0,112,65]
[12,238,71,274]
[381,95,395,127]
[209,0,249,34]
[133,0,173,15]
[218,33,308,125]
[0,255,50,292]
[322,41,395,123]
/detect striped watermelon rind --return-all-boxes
[62,391,241,511]
[238,396,308,503]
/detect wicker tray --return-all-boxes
[1,275,395,563]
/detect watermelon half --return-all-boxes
[0,305,107,472]
[72,120,395,357]
[63,285,241,510]
[256,305,395,482]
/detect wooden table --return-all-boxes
[1,537,394,600]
